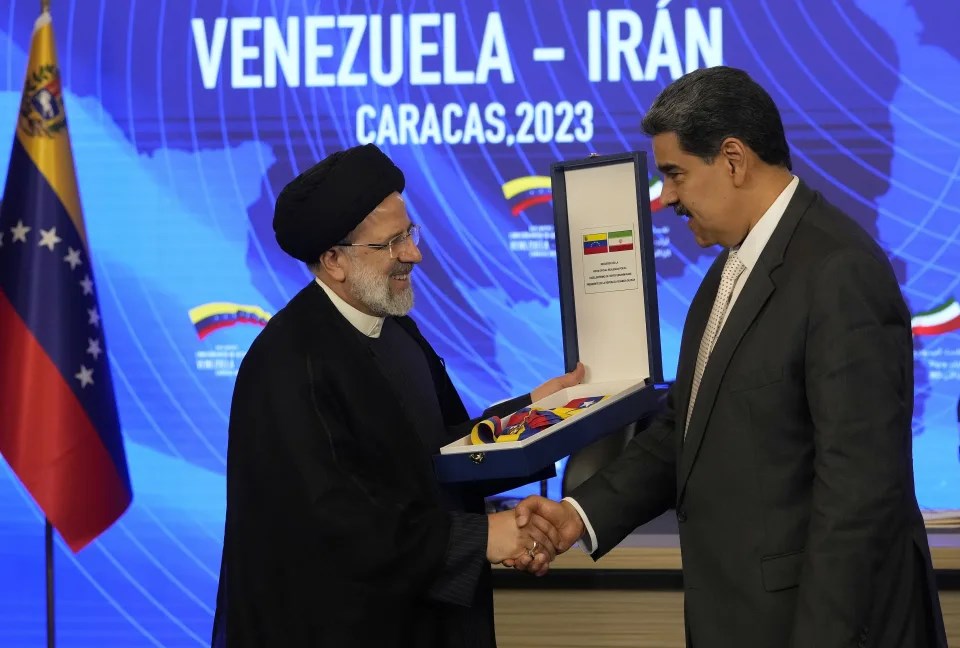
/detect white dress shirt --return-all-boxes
[315,277,385,338]
[565,175,800,553]
[719,176,799,329]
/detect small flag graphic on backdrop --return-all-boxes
[911,299,960,336]
[608,229,634,252]
[0,9,131,552]
[583,233,608,255]
[189,302,272,340]
[649,176,664,212]
[502,175,552,216]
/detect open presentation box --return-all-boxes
[434,152,664,484]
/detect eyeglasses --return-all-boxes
[336,224,421,259]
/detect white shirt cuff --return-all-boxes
[561,496,598,554]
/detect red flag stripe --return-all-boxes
[0,292,130,552]
[912,319,960,336]
[511,193,552,216]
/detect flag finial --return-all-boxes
[41,0,50,13]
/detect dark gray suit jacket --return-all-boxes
[572,181,947,647]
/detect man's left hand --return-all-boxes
[531,362,586,403]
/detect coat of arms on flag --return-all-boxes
[20,63,67,138]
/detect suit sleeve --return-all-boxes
[568,384,679,557]
[792,248,914,646]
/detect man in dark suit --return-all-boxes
[212,144,571,647]
[512,67,947,647]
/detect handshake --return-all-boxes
[485,496,587,577]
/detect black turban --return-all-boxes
[273,143,405,262]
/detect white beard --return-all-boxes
[345,259,414,317]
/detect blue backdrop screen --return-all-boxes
[1,1,958,645]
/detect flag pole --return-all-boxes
[45,519,56,648]
[44,4,57,640]
[39,1,55,639]
[43,17,57,648]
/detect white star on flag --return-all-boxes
[38,227,62,251]
[88,307,101,327]
[86,338,103,360]
[64,247,83,269]
[10,220,30,243]
[75,365,94,388]
[79,275,93,295]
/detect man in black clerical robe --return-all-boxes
[211,144,578,647]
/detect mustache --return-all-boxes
[389,262,415,275]
[673,203,691,218]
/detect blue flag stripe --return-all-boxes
[0,136,128,480]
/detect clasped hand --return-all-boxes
[486,496,586,577]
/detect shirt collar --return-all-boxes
[733,175,799,270]
[315,278,385,338]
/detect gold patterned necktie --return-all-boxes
[684,250,746,438]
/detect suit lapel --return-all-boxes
[676,266,775,497]
[675,181,818,502]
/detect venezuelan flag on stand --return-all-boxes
[0,9,131,552]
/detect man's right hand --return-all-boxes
[486,509,558,567]
[507,496,585,573]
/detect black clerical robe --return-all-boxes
[212,281,528,647]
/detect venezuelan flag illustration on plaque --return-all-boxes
[582,232,608,255]
[0,9,131,552]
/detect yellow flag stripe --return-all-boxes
[17,16,87,248]
[501,175,551,200]
[188,302,272,324]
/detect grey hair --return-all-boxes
[641,66,792,170]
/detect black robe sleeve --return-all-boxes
[216,286,534,645]
[222,337,453,627]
